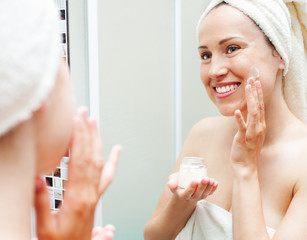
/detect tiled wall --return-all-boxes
[44,0,70,211]
[45,155,69,210]
[56,0,69,65]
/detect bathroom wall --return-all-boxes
[181,0,220,140]
[69,0,89,108]
[69,0,219,239]
[97,1,175,239]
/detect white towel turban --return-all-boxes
[198,0,307,123]
[0,0,60,136]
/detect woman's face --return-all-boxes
[35,60,74,174]
[198,4,285,116]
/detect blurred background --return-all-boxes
[68,0,219,239]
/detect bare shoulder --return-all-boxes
[180,116,236,157]
[283,121,307,157]
[281,121,307,185]
[275,123,307,238]
[187,116,235,140]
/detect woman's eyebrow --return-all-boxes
[198,37,242,49]
[219,37,237,45]
[198,45,208,49]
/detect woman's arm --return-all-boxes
[34,107,122,240]
[232,160,307,240]
[230,79,270,239]
[144,175,218,240]
[144,185,199,240]
[230,78,307,239]
[144,122,218,240]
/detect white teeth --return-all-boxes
[216,84,239,93]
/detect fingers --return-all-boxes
[255,81,265,123]
[34,176,52,232]
[168,175,218,201]
[176,181,199,200]
[200,179,218,198]
[68,107,92,185]
[167,173,179,190]
[167,172,197,199]
[99,145,122,195]
[92,225,115,237]
[243,77,266,145]
[194,178,218,199]
[92,225,115,240]
[245,78,259,126]
[93,231,114,240]
[245,77,265,124]
[234,109,246,136]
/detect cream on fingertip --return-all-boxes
[249,66,260,79]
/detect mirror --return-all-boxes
[68,0,218,239]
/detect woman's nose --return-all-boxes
[208,56,228,80]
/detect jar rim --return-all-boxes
[181,156,205,165]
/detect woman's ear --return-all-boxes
[278,57,285,70]
[37,100,47,112]
[272,49,285,70]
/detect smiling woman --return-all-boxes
[144,1,307,240]
[198,3,285,117]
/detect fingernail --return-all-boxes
[114,144,123,152]
[77,106,88,117]
[201,178,208,185]
[245,84,251,91]
[89,118,97,127]
[73,116,81,129]
[191,181,198,188]
[247,78,255,85]
[35,177,45,192]
[255,80,261,87]
[249,66,260,79]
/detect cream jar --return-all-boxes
[178,157,207,189]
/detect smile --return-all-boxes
[214,83,241,98]
[215,84,239,93]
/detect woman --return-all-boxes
[0,0,121,239]
[144,0,307,239]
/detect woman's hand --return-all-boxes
[91,225,115,240]
[167,172,218,201]
[32,225,115,240]
[231,78,266,172]
[34,107,122,240]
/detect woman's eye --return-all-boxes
[226,45,240,54]
[202,53,211,61]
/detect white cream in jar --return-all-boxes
[178,157,207,189]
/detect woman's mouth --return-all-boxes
[214,83,241,98]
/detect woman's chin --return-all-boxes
[217,105,247,117]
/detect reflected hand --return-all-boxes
[231,78,266,171]
[31,225,115,240]
[167,172,218,201]
[34,107,122,240]
[91,225,115,240]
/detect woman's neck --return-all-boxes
[261,79,301,146]
[239,76,301,146]
[0,121,36,240]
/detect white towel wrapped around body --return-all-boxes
[198,0,307,123]
[175,200,276,240]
